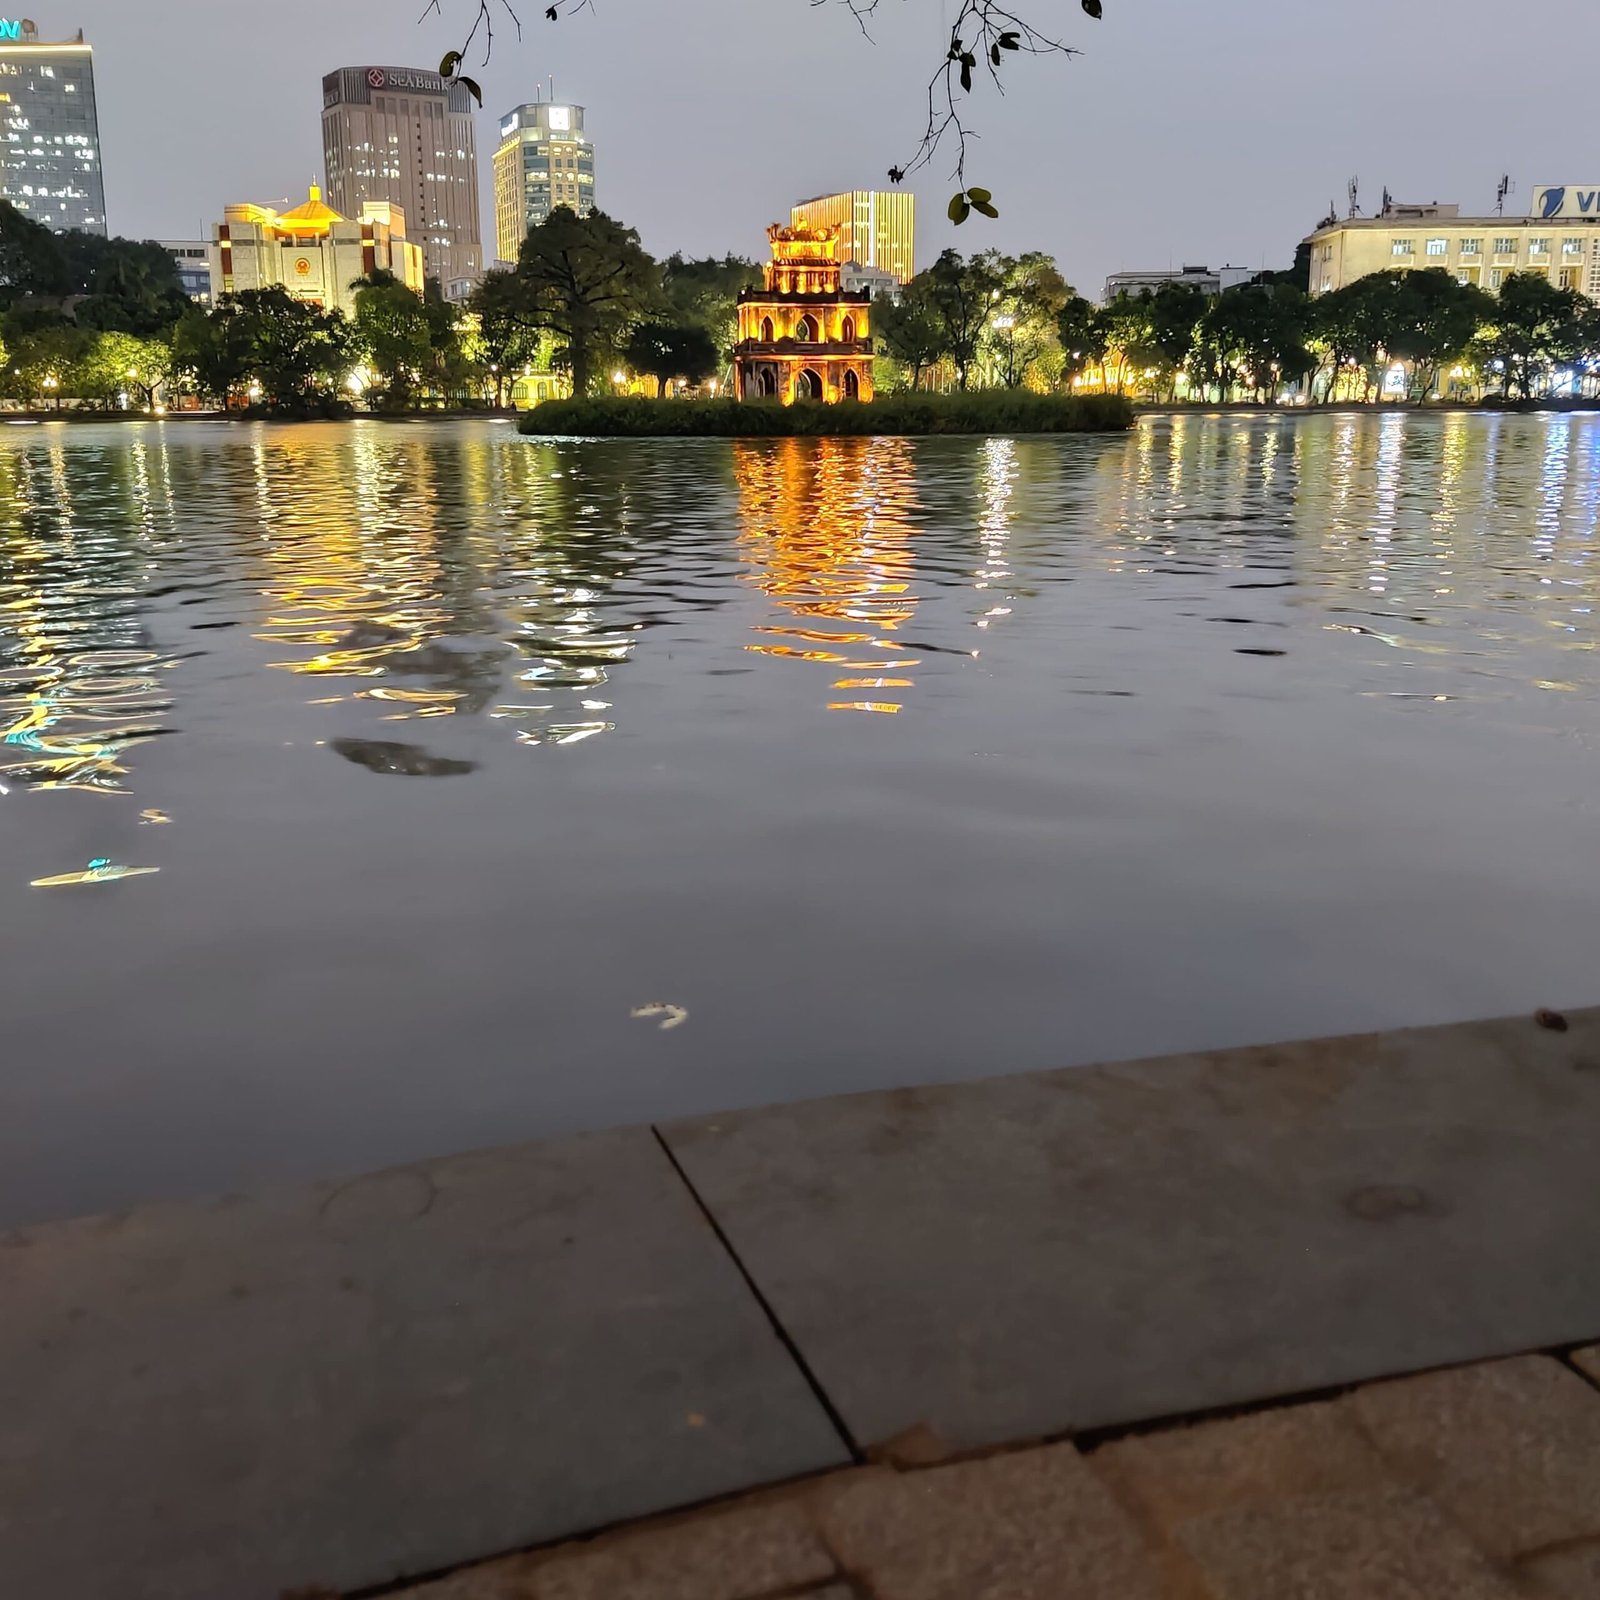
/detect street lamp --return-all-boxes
[42,374,58,412]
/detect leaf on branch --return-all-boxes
[990,43,1001,64]
[887,166,905,184]
[973,200,999,218]
[545,4,558,17]
[999,31,1021,49]
[959,59,973,91]
[438,50,462,76]
[1082,0,1103,17]
[967,187,992,204]
[458,74,483,105]
[948,193,971,225]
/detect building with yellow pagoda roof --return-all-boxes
[734,223,874,404]
[209,185,425,316]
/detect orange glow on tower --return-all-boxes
[734,223,874,405]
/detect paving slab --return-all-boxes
[1345,1356,1600,1559]
[1173,1484,1520,1599]
[531,1502,836,1600]
[0,1131,847,1600]
[812,1442,1169,1600]
[1091,1401,1388,1528]
[662,1009,1600,1449]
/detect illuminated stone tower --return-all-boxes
[734,223,874,404]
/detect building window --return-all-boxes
[1563,237,1585,257]
[1459,238,1481,256]
[1391,238,1414,257]
[1494,237,1516,256]
[760,315,774,342]
[1455,267,1479,286]
[840,314,855,342]
[1490,268,1505,289]
[1529,237,1551,256]
[1559,267,1580,290]
[1426,238,1447,256]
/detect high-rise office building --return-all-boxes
[0,20,105,235]
[321,65,482,291]
[790,191,915,285]
[493,103,595,261]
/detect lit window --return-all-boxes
[1391,238,1414,257]
[1494,237,1516,256]
[1426,238,1447,256]
[1530,237,1551,255]
[1563,237,1585,257]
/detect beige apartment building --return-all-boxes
[791,190,915,285]
[1305,185,1600,298]
[210,187,425,318]
[493,102,596,262]
[321,65,482,291]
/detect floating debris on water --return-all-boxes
[631,1002,689,1031]
[31,858,160,889]
[138,808,170,825]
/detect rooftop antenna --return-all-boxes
[1380,185,1392,214]
[1347,176,1360,218]
[1495,174,1512,215]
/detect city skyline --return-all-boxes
[35,0,1600,295]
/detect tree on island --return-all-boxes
[512,208,659,397]
[874,291,947,390]
[623,321,720,396]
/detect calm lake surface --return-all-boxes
[3,412,1599,1223]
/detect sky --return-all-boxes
[62,0,1599,296]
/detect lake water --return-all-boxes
[3,411,1599,1224]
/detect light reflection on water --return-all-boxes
[3,413,1600,1224]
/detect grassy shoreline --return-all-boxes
[517,392,1135,437]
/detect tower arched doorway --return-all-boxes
[760,315,774,342]
[843,369,860,400]
[794,368,823,401]
[795,314,818,343]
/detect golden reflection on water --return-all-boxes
[0,433,177,795]
[247,428,641,747]
[734,437,923,713]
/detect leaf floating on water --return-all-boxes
[32,859,160,889]
[139,808,170,825]
[631,1002,689,1032]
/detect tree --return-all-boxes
[170,300,252,407]
[352,275,436,407]
[515,207,660,397]
[661,253,761,364]
[467,268,544,406]
[1055,295,1107,388]
[75,330,172,409]
[983,250,1069,388]
[1474,273,1587,399]
[228,288,351,409]
[874,290,946,389]
[1192,284,1312,402]
[1382,270,1494,403]
[909,248,1004,390]
[623,321,719,396]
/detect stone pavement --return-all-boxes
[393,1350,1600,1600]
[6,1007,1600,1599]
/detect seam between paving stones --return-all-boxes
[648,1123,862,1463]
[1553,1345,1600,1396]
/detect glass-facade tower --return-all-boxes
[0,22,105,235]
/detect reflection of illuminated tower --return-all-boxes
[734,225,874,404]
[734,438,918,713]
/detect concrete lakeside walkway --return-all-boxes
[4,1008,1600,1599]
